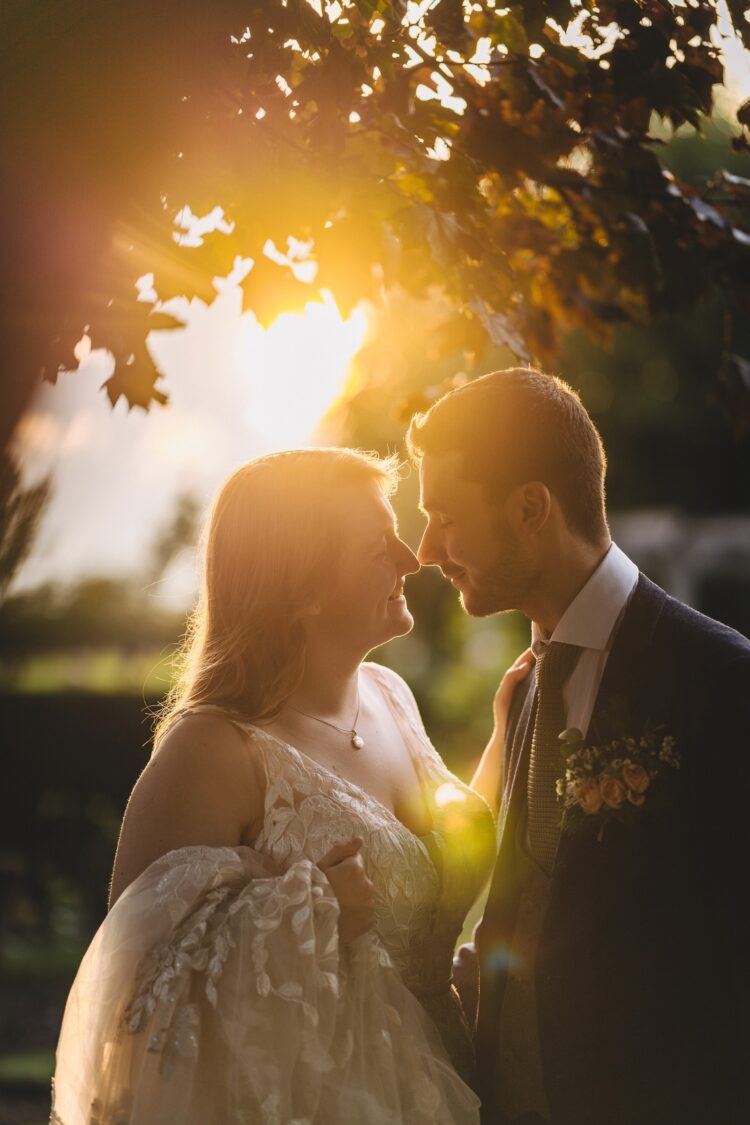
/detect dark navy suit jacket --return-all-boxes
[475,574,750,1125]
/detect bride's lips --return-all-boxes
[388,581,406,603]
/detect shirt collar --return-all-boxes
[531,542,639,654]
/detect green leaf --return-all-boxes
[559,727,584,747]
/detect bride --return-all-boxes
[50,447,530,1125]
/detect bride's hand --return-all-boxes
[318,837,375,945]
[472,649,535,814]
[493,647,535,734]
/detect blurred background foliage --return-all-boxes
[3,2,750,1119]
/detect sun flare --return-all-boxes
[243,291,367,453]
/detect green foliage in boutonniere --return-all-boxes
[555,724,680,839]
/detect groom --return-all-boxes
[407,368,750,1125]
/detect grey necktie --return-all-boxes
[526,641,582,873]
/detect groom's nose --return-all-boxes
[416,523,443,567]
[397,537,420,575]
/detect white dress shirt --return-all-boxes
[530,541,639,738]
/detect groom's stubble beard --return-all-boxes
[458,515,539,618]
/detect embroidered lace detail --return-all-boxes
[49,664,494,1124]
[246,662,496,998]
[124,855,340,1076]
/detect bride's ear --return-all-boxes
[507,481,551,536]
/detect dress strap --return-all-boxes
[162,702,257,740]
[364,663,441,776]
[362,661,439,824]
[157,704,270,803]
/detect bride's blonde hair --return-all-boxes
[154,448,400,747]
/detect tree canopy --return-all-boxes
[3,0,750,447]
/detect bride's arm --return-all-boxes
[108,713,263,908]
[470,649,534,815]
[108,714,374,942]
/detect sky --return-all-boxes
[10,17,750,608]
[13,287,367,606]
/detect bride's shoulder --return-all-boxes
[110,709,267,907]
[150,708,267,789]
[362,662,424,727]
[156,705,247,746]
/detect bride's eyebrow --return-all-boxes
[368,521,398,549]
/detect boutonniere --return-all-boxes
[555,724,680,839]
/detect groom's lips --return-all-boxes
[444,568,466,585]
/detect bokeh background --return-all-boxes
[3,12,750,1125]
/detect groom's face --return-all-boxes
[417,452,537,617]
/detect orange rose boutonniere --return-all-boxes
[556,725,680,839]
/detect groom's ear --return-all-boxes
[507,481,551,537]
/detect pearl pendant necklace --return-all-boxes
[288,696,365,750]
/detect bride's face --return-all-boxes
[314,483,420,652]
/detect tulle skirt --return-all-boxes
[50,845,480,1124]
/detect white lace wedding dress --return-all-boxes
[50,663,496,1124]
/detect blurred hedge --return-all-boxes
[1,693,152,947]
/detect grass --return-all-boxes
[2,936,87,979]
[0,647,179,695]
[0,1049,54,1087]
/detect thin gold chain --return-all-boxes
[286,696,363,748]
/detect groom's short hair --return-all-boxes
[407,367,608,544]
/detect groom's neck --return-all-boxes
[526,535,611,638]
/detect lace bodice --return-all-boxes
[50,663,493,1124]
[236,663,496,1000]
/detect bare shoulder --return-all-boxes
[151,709,264,776]
[362,661,424,727]
[109,710,265,907]
[143,709,266,823]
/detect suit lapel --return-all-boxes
[498,574,666,851]
[587,573,667,740]
[488,575,667,892]
[549,574,667,882]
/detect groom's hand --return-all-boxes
[318,837,375,944]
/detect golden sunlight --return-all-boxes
[244,290,367,452]
[435,781,468,808]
